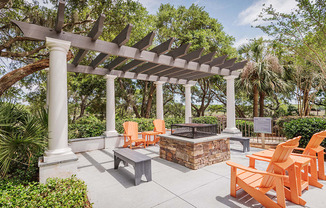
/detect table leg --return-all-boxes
[134,163,143,186]
[249,157,255,168]
[309,157,323,188]
[114,155,121,169]
[144,160,152,182]
[287,164,303,205]
[317,151,326,180]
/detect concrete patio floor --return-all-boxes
[76,143,326,208]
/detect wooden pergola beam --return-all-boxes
[196,52,216,64]
[67,63,196,85]
[12,21,242,77]
[55,0,65,33]
[133,43,190,74]
[90,24,133,68]
[218,58,237,69]
[151,38,174,55]
[105,31,155,70]
[119,38,174,72]
[229,60,247,72]
[208,55,227,67]
[72,14,105,66]
[183,72,211,80]
[179,48,205,62]
[155,48,204,77]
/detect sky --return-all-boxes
[137,0,297,48]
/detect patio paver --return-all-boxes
[76,143,326,208]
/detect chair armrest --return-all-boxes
[294,147,305,152]
[123,134,132,137]
[246,154,272,162]
[291,153,316,159]
[226,161,285,178]
[138,132,143,135]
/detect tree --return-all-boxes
[238,38,287,117]
[155,4,237,117]
[257,0,326,78]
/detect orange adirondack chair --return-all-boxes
[296,130,326,180]
[122,121,146,149]
[226,136,306,208]
[153,119,170,143]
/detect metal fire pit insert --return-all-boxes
[171,123,217,139]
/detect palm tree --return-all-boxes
[238,38,288,117]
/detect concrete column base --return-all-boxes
[222,128,242,136]
[104,130,119,137]
[38,155,78,184]
[43,148,76,163]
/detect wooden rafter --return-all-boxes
[90,24,133,68]
[54,0,65,33]
[155,48,205,77]
[132,43,190,74]
[119,38,174,72]
[208,55,227,67]
[72,14,105,66]
[104,31,155,70]
[67,64,196,85]
[218,58,237,69]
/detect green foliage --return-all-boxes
[69,117,185,138]
[283,117,326,148]
[0,176,90,207]
[0,102,47,177]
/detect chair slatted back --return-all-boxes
[303,130,326,155]
[123,121,138,140]
[259,136,300,188]
[153,119,166,134]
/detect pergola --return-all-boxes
[12,1,246,182]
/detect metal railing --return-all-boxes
[193,116,287,145]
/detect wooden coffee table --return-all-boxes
[142,131,160,147]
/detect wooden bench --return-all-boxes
[113,148,152,186]
[230,137,250,152]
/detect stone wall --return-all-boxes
[159,137,230,170]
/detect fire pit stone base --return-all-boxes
[159,135,230,170]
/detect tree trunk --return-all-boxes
[303,89,310,116]
[0,51,73,97]
[144,83,155,118]
[259,91,265,117]
[253,85,259,117]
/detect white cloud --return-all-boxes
[233,35,271,49]
[238,0,297,26]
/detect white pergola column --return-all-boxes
[223,75,240,134]
[184,84,193,123]
[43,37,76,163]
[155,81,165,120]
[104,75,118,137]
[45,68,49,109]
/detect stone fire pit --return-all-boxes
[159,134,231,170]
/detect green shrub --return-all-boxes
[0,176,91,207]
[283,117,326,148]
[192,116,219,124]
[69,117,185,138]
[0,102,47,177]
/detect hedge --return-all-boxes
[69,117,184,139]
[0,176,91,207]
[283,117,326,148]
